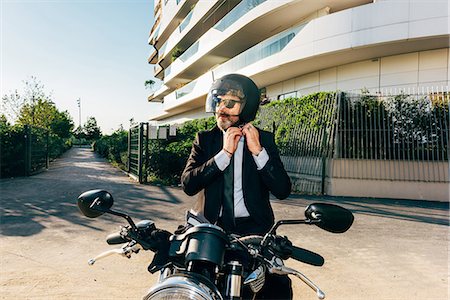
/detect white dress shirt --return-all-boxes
[214,135,269,218]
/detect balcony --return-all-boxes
[160,0,375,88]
[154,64,164,80]
[213,23,305,79]
[156,0,197,48]
[162,71,214,113]
[154,0,162,16]
[148,48,158,64]
[148,84,169,103]
[214,0,267,32]
[154,0,223,69]
[178,9,194,33]
[163,0,322,86]
[175,79,197,99]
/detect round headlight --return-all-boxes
[145,287,207,300]
[143,274,221,300]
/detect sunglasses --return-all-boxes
[214,96,243,109]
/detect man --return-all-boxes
[181,74,292,299]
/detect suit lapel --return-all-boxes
[209,126,223,155]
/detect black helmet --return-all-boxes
[205,74,260,123]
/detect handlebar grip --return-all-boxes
[106,232,129,245]
[289,246,324,266]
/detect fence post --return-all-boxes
[321,129,328,195]
[24,125,31,176]
[46,131,49,169]
[127,128,131,173]
[143,123,149,184]
[138,123,144,183]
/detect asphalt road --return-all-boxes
[1,147,448,299]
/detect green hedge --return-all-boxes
[147,117,216,185]
[93,92,336,186]
[255,92,336,155]
[93,129,128,169]
[1,121,71,178]
[1,123,26,177]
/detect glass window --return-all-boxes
[214,0,267,32]
[278,91,297,100]
[179,9,194,32]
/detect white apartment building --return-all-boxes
[147,0,449,125]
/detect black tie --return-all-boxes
[222,155,235,232]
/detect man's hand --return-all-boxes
[242,123,262,155]
[223,127,242,157]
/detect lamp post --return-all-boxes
[77,98,81,130]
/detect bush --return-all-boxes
[1,120,26,177]
[0,119,72,178]
[94,129,128,169]
[144,93,336,185]
[256,92,336,155]
[146,117,215,185]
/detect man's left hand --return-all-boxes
[242,123,262,155]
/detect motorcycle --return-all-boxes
[77,189,354,300]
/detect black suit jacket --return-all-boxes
[181,126,291,233]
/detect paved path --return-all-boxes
[0,148,448,299]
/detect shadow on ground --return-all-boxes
[273,194,449,226]
[0,148,186,237]
[1,148,448,238]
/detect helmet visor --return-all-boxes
[205,80,246,114]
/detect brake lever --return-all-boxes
[267,257,325,299]
[88,241,142,265]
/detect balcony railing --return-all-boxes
[214,0,267,32]
[177,41,199,62]
[179,9,194,32]
[164,64,172,78]
[213,22,305,78]
[158,41,168,59]
[175,80,197,99]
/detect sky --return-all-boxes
[1,0,162,134]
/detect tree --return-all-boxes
[2,76,74,137]
[84,116,101,140]
[17,98,57,128]
[145,79,156,91]
[2,76,48,123]
[51,110,74,138]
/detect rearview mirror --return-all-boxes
[305,203,354,233]
[77,189,114,218]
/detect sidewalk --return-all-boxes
[1,147,448,299]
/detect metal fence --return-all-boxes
[24,125,49,175]
[257,87,449,194]
[1,125,49,177]
[128,123,149,183]
[334,88,449,183]
[257,92,338,194]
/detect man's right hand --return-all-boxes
[223,127,242,157]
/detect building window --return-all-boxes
[278,91,297,100]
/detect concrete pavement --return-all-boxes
[0,147,448,299]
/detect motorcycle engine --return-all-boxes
[143,273,222,300]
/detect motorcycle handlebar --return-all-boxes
[289,245,324,267]
[106,231,129,245]
[238,235,324,267]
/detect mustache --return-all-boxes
[217,112,239,118]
